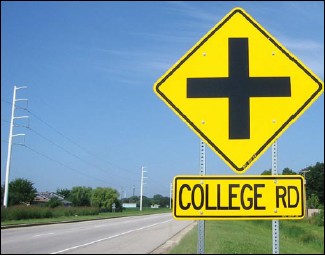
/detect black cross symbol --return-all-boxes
[187,38,291,140]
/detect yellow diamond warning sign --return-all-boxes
[173,175,305,220]
[153,8,324,173]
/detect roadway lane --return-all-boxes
[1,213,193,254]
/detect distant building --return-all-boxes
[307,208,321,217]
[33,192,72,206]
[122,203,137,208]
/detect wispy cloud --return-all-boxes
[284,1,324,23]
[129,31,198,45]
[93,46,179,87]
[280,38,323,52]
[165,1,221,24]
[143,59,175,72]
[278,36,324,79]
[91,2,226,84]
[94,2,324,84]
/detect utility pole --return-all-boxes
[301,169,310,183]
[140,166,147,211]
[120,187,124,200]
[3,86,28,208]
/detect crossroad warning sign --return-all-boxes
[153,7,324,173]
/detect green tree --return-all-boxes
[152,194,163,205]
[56,188,71,199]
[8,178,37,206]
[142,196,151,208]
[282,167,296,175]
[160,196,171,207]
[261,169,272,175]
[46,197,63,208]
[69,186,92,206]
[307,193,320,209]
[128,196,139,204]
[91,187,120,211]
[300,162,324,205]
[152,194,170,207]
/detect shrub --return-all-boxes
[1,205,49,220]
[46,198,63,208]
[1,205,100,221]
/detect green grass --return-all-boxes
[169,219,324,254]
[1,207,171,227]
[1,205,100,221]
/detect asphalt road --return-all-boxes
[1,213,193,254]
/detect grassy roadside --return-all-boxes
[1,207,171,227]
[169,219,324,254]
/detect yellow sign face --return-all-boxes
[173,175,305,220]
[153,8,324,173]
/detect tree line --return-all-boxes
[1,162,323,210]
[261,162,324,208]
[0,181,171,211]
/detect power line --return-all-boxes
[3,98,169,195]
[26,126,138,183]
[3,98,138,188]
[25,107,137,176]
[1,99,11,105]
[3,98,138,177]
[21,144,115,187]
[28,127,105,173]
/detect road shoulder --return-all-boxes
[150,221,197,254]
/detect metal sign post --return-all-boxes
[272,140,279,254]
[197,140,206,254]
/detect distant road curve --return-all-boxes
[1,213,193,254]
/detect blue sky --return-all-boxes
[1,1,324,198]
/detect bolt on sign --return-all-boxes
[153,8,324,173]
[173,175,305,220]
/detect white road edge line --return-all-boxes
[50,219,172,254]
[33,232,55,238]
